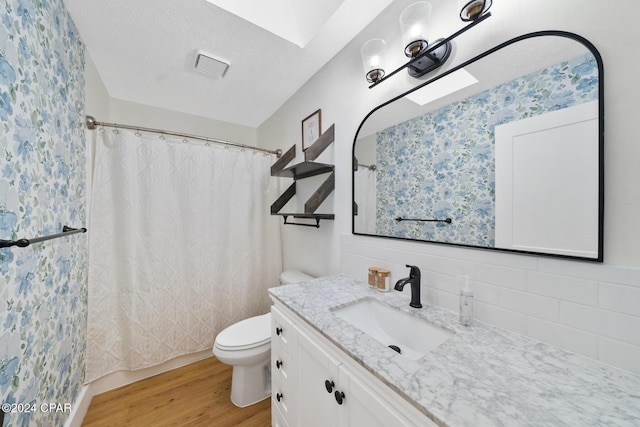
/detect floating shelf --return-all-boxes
[270,124,336,228]
[274,213,335,219]
[271,161,334,179]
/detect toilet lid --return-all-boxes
[215,313,271,351]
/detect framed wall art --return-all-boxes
[302,109,321,151]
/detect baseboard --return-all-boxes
[65,349,213,426]
[64,384,93,427]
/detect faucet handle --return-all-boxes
[406,265,421,279]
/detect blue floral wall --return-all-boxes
[376,53,599,245]
[0,1,86,426]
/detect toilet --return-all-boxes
[213,270,314,407]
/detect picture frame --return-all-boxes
[302,109,322,151]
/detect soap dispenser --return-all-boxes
[459,277,473,327]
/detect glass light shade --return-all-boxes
[361,38,386,83]
[458,0,492,21]
[399,1,432,57]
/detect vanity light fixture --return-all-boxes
[365,0,493,88]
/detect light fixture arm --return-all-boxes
[369,11,492,89]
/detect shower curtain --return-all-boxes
[354,168,377,234]
[85,129,282,383]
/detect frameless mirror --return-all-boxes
[352,32,603,261]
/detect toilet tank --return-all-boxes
[279,270,314,285]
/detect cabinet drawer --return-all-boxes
[271,306,297,357]
[272,397,291,427]
[272,381,294,425]
[272,345,294,386]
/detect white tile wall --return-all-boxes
[598,337,640,374]
[340,233,640,375]
[599,282,640,316]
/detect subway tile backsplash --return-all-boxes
[341,234,640,375]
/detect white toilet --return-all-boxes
[213,270,314,407]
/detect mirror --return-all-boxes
[352,32,603,261]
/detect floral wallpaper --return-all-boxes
[376,53,599,245]
[0,0,86,426]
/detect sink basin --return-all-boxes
[332,299,454,360]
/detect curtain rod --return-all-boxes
[357,162,376,171]
[85,115,282,158]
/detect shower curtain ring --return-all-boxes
[112,125,119,135]
[135,127,142,137]
[159,133,165,140]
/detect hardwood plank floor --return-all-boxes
[82,357,271,427]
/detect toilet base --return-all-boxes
[230,361,271,407]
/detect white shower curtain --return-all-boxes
[85,129,282,383]
[354,168,377,234]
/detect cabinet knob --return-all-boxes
[276,360,283,369]
[334,390,345,405]
[276,393,283,402]
[276,327,283,336]
[324,380,335,393]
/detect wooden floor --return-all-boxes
[83,357,271,427]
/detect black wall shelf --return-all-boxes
[271,161,334,180]
[270,124,335,228]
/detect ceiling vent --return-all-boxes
[194,50,230,78]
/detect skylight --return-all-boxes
[406,68,479,106]
[206,0,345,48]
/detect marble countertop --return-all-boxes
[269,274,640,427]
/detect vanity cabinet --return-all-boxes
[271,302,437,427]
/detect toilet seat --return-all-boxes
[215,313,271,351]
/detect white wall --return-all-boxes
[85,53,110,122]
[84,53,257,145]
[257,0,640,374]
[108,99,257,145]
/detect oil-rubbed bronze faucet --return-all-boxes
[394,265,422,308]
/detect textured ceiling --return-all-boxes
[63,0,394,128]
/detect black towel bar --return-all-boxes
[0,226,87,249]
[395,217,452,224]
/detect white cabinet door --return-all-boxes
[341,363,414,427]
[296,328,342,427]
